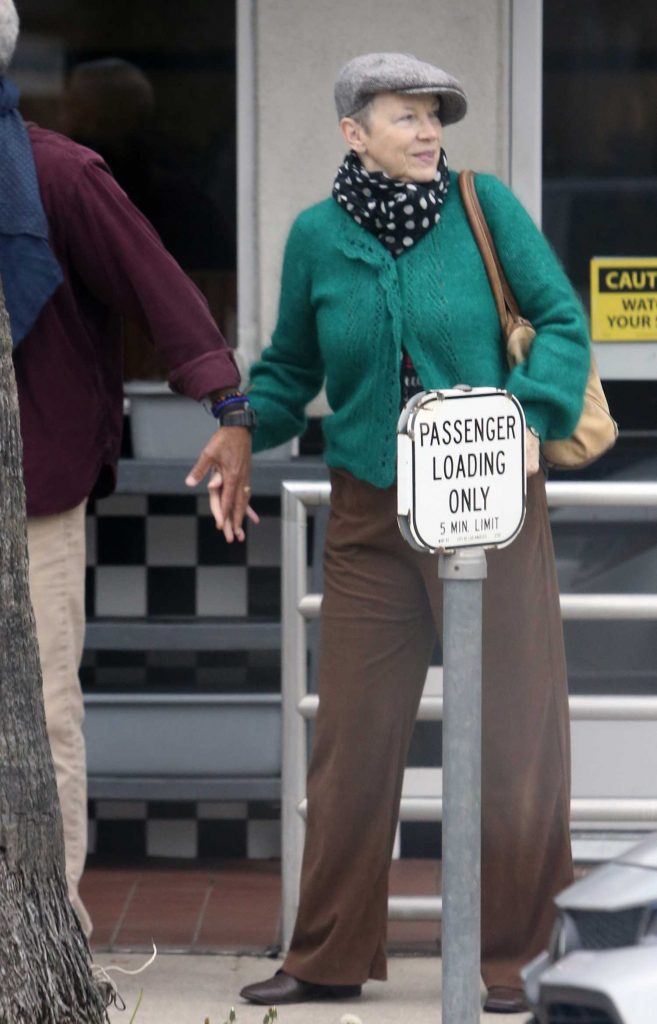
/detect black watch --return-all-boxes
[220,407,258,432]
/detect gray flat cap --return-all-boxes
[334,52,467,125]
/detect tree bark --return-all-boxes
[0,284,107,1022]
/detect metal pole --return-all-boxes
[439,546,487,1024]
[281,485,309,950]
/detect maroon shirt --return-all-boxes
[13,125,240,516]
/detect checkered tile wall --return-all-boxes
[83,490,443,862]
[86,493,283,620]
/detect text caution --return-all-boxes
[591,257,657,342]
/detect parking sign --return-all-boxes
[397,387,527,552]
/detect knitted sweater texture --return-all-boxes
[249,171,590,488]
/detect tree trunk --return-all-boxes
[0,284,107,1023]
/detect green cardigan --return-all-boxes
[249,171,590,489]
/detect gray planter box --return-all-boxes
[84,692,281,801]
[125,381,216,460]
[126,380,292,460]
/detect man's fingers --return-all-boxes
[231,487,251,541]
[206,468,256,542]
[208,470,225,529]
[185,449,214,488]
[209,488,225,530]
[212,483,258,537]
[185,426,256,542]
[215,470,241,543]
[219,474,238,525]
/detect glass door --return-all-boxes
[542,0,657,428]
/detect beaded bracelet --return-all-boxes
[210,394,249,419]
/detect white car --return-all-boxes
[522,833,657,1024]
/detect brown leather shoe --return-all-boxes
[483,985,529,1014]
[239,970,362,1005]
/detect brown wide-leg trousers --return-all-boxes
[283,467,573,990]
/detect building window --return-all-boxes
[13,0,237,380]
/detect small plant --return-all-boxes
[211,1007,280,1024]
[128,990,143,1024]
[209,1008,278,1024]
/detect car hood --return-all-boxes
[615,831,657,870]
[557,862,657,912]
[534,946,657,1024]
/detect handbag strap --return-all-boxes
[458,169,522,330]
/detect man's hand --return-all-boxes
[525,428,540,477]
[185,426,259,542]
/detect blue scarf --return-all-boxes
[0,78,63,348]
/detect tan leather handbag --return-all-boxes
[458,170,618,470]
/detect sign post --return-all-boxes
[397,386,526,1022]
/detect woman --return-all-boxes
[235,52,590,1014]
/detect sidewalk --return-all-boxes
[98,952,532,1024]
[82,860,441,954]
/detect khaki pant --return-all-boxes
[27,501,92,937]
[284,468,573,990]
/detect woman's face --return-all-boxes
[342,91,443,182]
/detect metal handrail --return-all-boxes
[298,796,657,824]
[281,480,657,946]
[548,482,657,506]
[300,592,657,620]
[298,693,657,721]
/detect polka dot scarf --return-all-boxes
[332,148,450,256]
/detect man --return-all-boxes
[0,0,255,936]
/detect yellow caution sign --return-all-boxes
[590,257,657,342]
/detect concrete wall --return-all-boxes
[248,0,511,359]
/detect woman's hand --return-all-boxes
[185,426,259,542]
[525,428,540,477]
